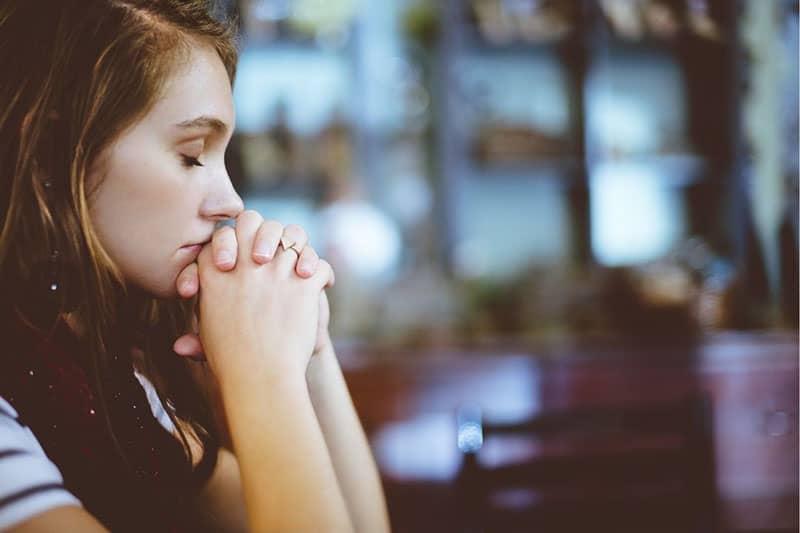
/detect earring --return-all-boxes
[36,246,78,315]
[13,248,66,328]
[47,249,60,292]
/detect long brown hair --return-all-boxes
[0,0,238,473]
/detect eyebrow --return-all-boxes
[173,115,230,136]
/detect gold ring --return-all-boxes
[280,236,301,257]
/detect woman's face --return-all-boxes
[89,40,243,297]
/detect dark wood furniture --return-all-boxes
[339,332,798,532]
[453,397,718,533]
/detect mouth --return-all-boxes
[181,239,212,249]
[179,240,211,257]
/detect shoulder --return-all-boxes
[0,397,83,531]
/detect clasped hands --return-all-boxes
[170,210,334,363]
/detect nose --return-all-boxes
[200,171,244,222]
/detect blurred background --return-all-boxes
[216,0,797,531]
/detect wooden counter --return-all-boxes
[339,332,799,532]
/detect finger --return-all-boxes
[311,259,336,290]
[176,262,199,298]
[196,242,215,277]
[234,210,264,266]
[296,246,319,278]
[212,225,238,270]
[173,333,205,358]
[252,219,284,264]
[274,223,309,274]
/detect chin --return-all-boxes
[156,286,181,299]
[127,276,180,300]
[155,277,183,299]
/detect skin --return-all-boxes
[85,37,326,339]
[75,38,388,532]
[84,32,335,450]
[88,37,243,297]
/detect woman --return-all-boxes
[0,0,389,531]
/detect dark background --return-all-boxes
[218,1,798,531]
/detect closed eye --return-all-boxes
[181,154,204,168]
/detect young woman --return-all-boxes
[0,1,389,531]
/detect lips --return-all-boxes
[182,238,212,249]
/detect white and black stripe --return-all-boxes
[0,369,179,531]
[0,372,176,530]
[0,449,29,461]
[0,396,82,530]
[0,482,69,511]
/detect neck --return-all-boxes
[60,282,152,340]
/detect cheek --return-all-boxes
[94,150,190,234]
[91,179,168,251]
[89,165,192,294]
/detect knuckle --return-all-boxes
[237,210,263,228]
[318,259,332,275]
[239,208,261,220]
[221,229,238,245]
[261,220,284,238]
[284,223,305,236]
[215,225,234,237]
[214,225,235,245]
[212,234,231,251]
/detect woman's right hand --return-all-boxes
[195,210,334,389]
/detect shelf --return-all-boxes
[588,153,711,188]
[239,179,324,201]
[457,0,582,54]
[241,40,347,56]
[470,155,580,172]
[460,27,578,58]
[462,154,714,189]
[241,21,355,51]
[588,27,735,65]
[464,157,584,188]
[462,39,570,58]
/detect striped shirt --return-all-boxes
[0,371,174,531]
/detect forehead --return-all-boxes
[144,41,235,134]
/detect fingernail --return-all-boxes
[180,280,193,294]
[254,250,272,263]
[216,251,234,265]
[299,263,312,276]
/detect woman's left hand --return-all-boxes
[172,221,333,359]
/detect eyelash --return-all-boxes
[181,155,204,168]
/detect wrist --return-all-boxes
[217,352,309,402]
[306,340,337,388]
[313,332,334,357]
[222,371,310,423]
